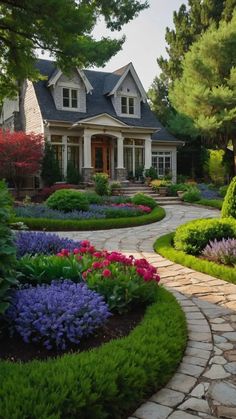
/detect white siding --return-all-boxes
[21,80,44,134]
[112,72,141,118]
[53,71,86,112]
[1,98,19,122]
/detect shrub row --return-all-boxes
[154,233,236,284]
[0,288,187,419]
[195,199,223,209]
[12,206,165,231]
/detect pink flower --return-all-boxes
[73,248,80,254]
[102,269,112,278]
[60,248,70,257]
[88,245,95,254]
[80,240,90,247]
[92,261,103,269]
[79,247,88,254]
[93,251,102,258]
[82,271,88,280]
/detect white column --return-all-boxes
[83,131,92,168]
[79,136,83,173]
[172,149,177,183]
[117,135,124,168]
[62,135,67,178]
[144,138,152,169]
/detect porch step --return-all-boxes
[120,185,182,205]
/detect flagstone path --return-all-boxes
[57,205,236,419]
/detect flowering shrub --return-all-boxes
[6,280,110,350]
[15,231,81,257]
[202,238,236,266]
[37,184,78,200]
[197,183,220,199]
[57,241,160,313]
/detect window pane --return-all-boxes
[121,97,127,114]
[124,147,133,174]
[135,148,144,170]
[129,97,134,114]
[63,88,69,98]
[71,90,78,108]
[68,146,79,169]
[63,98,70,107]
[52,145,63,175]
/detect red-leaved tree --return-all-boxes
[0,130,44,195]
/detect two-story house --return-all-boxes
[1,59,183,184]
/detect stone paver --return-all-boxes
[57,205,236,418]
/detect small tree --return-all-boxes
[0,130,43,195]
[66,161,81,185]
[41,141,61,186]
[221,176,236,219]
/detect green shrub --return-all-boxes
[219,185,229,198]
[144,166,158,180]
[132,193,157,209]
[83,191,103,204]
[174,218,236,255]
[41,141,61,186]
[221,176,236,219]
[196,199,223,209]
[182,186,201,202]
[93,173,109,196]
[207,149,226,185]
[66,161,82,184]
[46,189,89,212]
[0,181,17,314]
[168,183,190,196]
[154,233,236,284]
[12,206,165,231]
[0,288,187,419]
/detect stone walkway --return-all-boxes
[56,205,236,419]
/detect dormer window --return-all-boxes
[62,88,78,109]
[121,96,134,115]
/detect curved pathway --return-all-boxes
[57,205,236,419]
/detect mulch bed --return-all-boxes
[0,306,145,363]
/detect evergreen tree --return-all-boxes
[41,142,61,186]
[66,161,81,185]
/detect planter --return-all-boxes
[158,187,168,196]
[177,190,185,198]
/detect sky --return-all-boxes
[92,0,188,90]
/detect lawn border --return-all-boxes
[0,287,186,418]
[154,232,236,284]
[11,206,165,231]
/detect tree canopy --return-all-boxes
[169,13,236,173]
[0,0,148,100]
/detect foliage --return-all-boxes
[174,218,236,255]
[12,206,165,231]
[221,176,236,218]
[6,281,110,350]
[37,183,78,200]
[132,193,157,209]
[154,232,236,284]
[195,199,223,210]
[219,185,229,198]
[0,130,43,193]
[197,183,220,199]
[15,203,105,220]
[0,181,17,314]
[202,238,236,266]
[46,189,89,212]
[150,179,171,191]
[0,288,186,419]
[0,0,148,101]
[93,173,110,196]
[182,187,201,203]
[169,14,236,173]
[206,150,226,185]
[168,183,190,196]
[14,231,81,258]
[83,191,103,204]
[66,161,82,185]
[144,167,158,180]
[110,181,122,190]
[41,141,61,186]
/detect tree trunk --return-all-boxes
[233,138,236,176]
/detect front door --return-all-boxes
[92,138,110,175]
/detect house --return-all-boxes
[0,59,183,184]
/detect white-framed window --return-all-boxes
[152,151,172,178]
[121,96,135,115]
[123,138,144,176]
[62,88,78,109]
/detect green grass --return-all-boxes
[0,288,186,419]
[11,206,166,231]
[195,199,223,209]
[154,233,236,284]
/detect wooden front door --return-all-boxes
[92,138,110,175]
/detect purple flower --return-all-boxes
[14,231,82,257]
[6,280,110,350]
[202,238,236,266]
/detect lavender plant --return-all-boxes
[202,238,236,266]
[15,204,105,220]
[14,231,81,257]
[6,280,110,350]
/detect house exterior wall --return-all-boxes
[20,80,44,134]
[52,71,87,112]
[112,72,141,118]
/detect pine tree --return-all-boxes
[41,142,61,186]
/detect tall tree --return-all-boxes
[0,130,44,194]
[0,0,148,101]
[169,13,236,173]
[149,0,236,124]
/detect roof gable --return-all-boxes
[73,113,129,128]
[47,68,93,93]
[107,63,147,102]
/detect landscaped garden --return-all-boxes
[0,180,187,418]
[154,176,236,284]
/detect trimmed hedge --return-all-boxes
[11,206,166,231]
[0,288,187,419]
[195,199,223,209]
[221,176,236,218]
[154,233,236,284]
[46,189,89,212]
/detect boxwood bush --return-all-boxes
[132,193,157,209]
[221,176,236,219]
[174,218,236,255]
[0,288,187,419]
[46,189,89,212]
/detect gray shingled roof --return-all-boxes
[34,59,179,142]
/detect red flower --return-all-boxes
[92,261,103,269]
[82,271,88,280]
[102,259,110,267]
[73,248,80,254]
[60,248,70,257]
[102,269,112,278]
[80,240,90,247]
[79,247,88,254]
